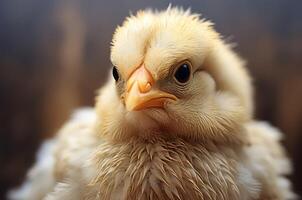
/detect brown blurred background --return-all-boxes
[0,0,301,199]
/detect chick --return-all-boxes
[9,7,296,200]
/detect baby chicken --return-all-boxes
[9,7,296,200]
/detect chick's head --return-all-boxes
[96,8,253,143]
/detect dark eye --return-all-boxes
[174,62,191,84]
[112,66,119,81]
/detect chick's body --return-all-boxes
[9,8,295,200]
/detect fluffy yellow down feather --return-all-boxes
[9,7,296,200]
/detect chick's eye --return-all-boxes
[112,66,119,81]
[174,63,191,84]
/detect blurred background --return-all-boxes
[0,0,301,199]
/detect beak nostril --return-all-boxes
[145,82,152,91]
[138,82,152,93]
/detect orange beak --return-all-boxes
[124,65,177,111]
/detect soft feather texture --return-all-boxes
[8,139,56,200]
[9,7,296,200]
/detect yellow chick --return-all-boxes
[9,7,296,200]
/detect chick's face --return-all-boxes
[98,9,252,142]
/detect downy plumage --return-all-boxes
[9,7,296,200]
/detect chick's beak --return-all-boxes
[124,65,177,111]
